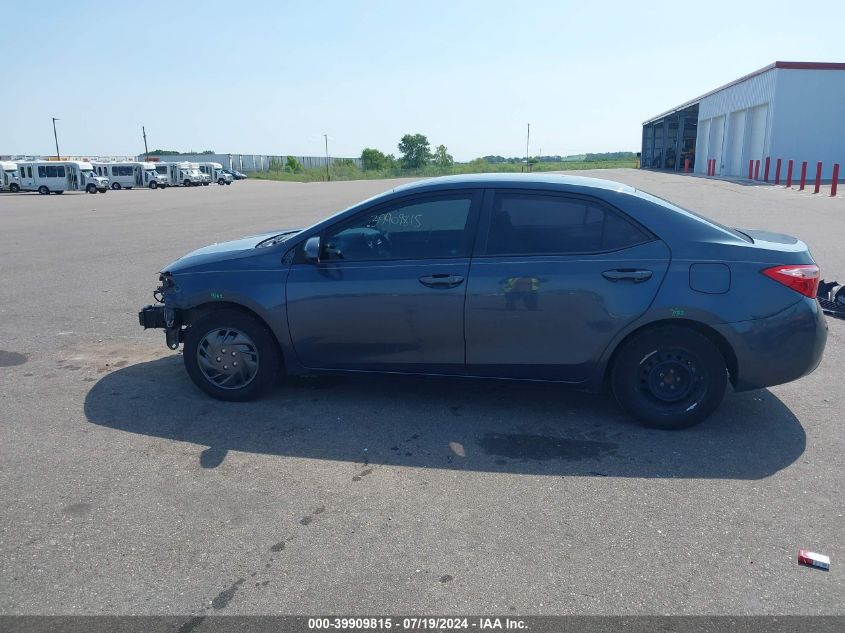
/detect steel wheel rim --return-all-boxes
[196,327,259,390]
[638,349,704,404]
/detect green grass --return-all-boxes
[249,159,637,183]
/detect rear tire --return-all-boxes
[183,309,280,402]
[611,325,727,429]
[112,182,121,190]
[38,185,49,195]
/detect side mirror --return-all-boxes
[304,236,320,262]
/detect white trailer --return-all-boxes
[15,161,110,194]
[154,162,205,187]
[198,162,233,185]
[1,161,21,192]
[93,161,169,190]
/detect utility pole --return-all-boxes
[142,126,149,160]
[52,117,61,160]
[324,134,330,181]
[526,123,530,172]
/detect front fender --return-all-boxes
[167,268,299,373]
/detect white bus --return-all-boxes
[93,161,169,190]
[15,161,110,194]
[198,162,233,185]
[1,161,21,192]
[154,162,205,187]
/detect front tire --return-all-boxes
[183,309,280,401]
[9,183,19,193]
[149,181,158,189]
[86,184,97,194]
[184,179,192,187]
[611,325,727,429]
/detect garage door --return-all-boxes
[748,104,769,166]
[725,109,747,176]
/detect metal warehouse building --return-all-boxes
[641,61,845,178]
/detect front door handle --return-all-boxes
[419,273,465,289]
[602,269,653,283]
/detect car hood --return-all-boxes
[163,229,301,272]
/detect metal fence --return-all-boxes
[132,153,362,172]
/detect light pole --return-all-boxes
[324,134,330,181]
[526,123,530,172]
[52,117,61,160]
[142,126,149,160]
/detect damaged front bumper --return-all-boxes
[139,273,183,349]
[817,279,845,321]
[138,304,182,349]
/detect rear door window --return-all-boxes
[486,192,651,255]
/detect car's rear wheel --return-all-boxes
[611,325,727,429]
[183,309,280,401]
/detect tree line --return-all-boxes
[361,135,635,171]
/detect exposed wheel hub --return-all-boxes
[639,350,702,403]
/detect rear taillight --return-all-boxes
[761,264,820,298]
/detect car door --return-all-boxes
[286,190,482,372]
[464,189,670,382]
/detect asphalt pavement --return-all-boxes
[0,170,842,616]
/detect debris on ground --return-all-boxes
[798,549,830,570]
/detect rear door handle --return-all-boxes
[419,273,465,288]
[602,269,653,283]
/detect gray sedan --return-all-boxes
[139,174,827,429]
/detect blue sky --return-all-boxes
[2,0,843,161]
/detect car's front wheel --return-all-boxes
[611,325,727,429]
[183,309,280,401]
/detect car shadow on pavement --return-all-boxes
[84,355,806,479]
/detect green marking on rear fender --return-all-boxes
[671,308,685,317]
[210,292,224,300]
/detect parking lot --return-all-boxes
[1,170,843,616]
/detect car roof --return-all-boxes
[390,173,636,195]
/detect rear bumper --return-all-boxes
[714,298,828,391]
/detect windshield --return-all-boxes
[84,171,97,178]
[4,169,17,175]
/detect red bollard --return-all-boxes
[775,158,782,185]
[684,158,690,173]
[754,160,760,180]
[786,160,794,188]
[831,164,840,197]
[748,160,754,179]
[814,161,822,194]
[799,161,807,190]
[764,157,771,182]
